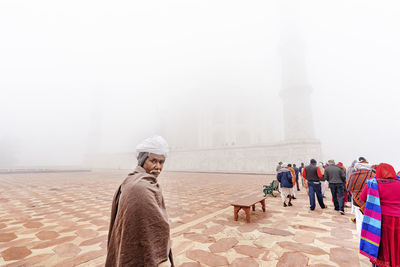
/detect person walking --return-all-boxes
[347,160,358,222]
[302,159,327,211]
[346,157,375,237]
[337,162,350,207]
[287,164,297,199]
[324,160,346,214]
[276,162,283,172]
[293,164,300,191]
[299,162,305,187]
[277,163,293,207]
[319,162,328,198]
[359,163,400,267]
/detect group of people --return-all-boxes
[276,157,400,267]
[348,158,400,267]
[102,133,400,267]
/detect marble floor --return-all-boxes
[0,170,370,266]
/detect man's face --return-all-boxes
[143,153,165,177]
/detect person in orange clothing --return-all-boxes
[293,164,300,191]
[287,164,297,199]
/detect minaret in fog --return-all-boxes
[279,1,316,141]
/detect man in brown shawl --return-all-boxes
[106,135,173,267]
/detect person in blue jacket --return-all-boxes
[277,163,293,207]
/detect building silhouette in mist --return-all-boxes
[161,9,321,173]
[85,3,322,172]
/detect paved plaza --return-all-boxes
[0,171,370,266]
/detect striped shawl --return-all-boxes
[360,178,381,261]
[346,169,375,211]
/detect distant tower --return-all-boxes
[279,1,316,141]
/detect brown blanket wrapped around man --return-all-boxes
[106,166,171,267]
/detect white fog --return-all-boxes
[1,0,399,169]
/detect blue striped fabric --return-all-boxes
[366,195,380,206]
[365,202,380,213]
[363,224,381,237]
[360,178,381,262]
[362,216,381,229]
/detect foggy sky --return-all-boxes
[1,0,399,168]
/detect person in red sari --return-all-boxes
[360,163,400,267]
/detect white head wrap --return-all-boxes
[281,163,288,168]
[136,135,169,158]
[354,162,372,171]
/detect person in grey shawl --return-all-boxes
[276,161,283,172]
[106,135,174,267]
[347,160,358,218]
[346,160,358,182]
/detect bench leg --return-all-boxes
[234,206,241,221]
[261,199,266,212]
[252,204,255,211]
[244,207,251,223]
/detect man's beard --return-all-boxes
[150,170,161,176]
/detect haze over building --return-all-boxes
[86,3,321,173]
[2,1,399,169]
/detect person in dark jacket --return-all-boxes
[302,159,327,211]
[324,159,346,214]
[277,163,293,207]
